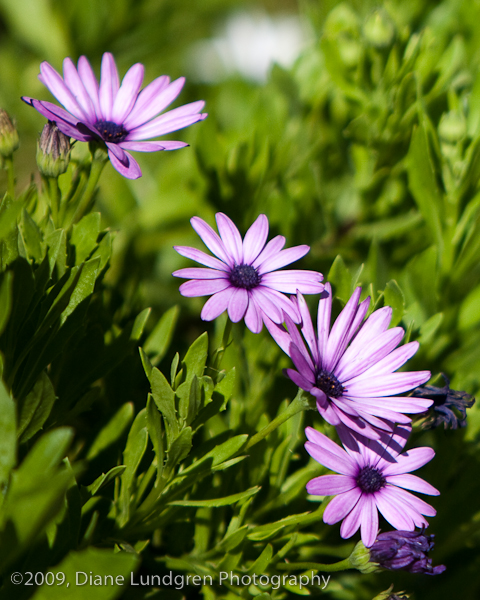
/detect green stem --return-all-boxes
[4,156,15,198]
[275,558,352,572]
[45,176,61,227]
[70,145,108,225]
[245,388,315,450]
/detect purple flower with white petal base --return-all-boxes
[305,425,439,547]
[173,213,324,333]
[22,53,207,179]
[265,284,432,439]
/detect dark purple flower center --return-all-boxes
[357,466,386,493]
[94,120,128,142]
[229,264,261,290]
[316,370,345,398]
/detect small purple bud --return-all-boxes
[370,530,446,576]
[37,121,71,177]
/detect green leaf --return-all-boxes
[459,284,480,330]
[150,367,179,443]
[86,466,126,497]
[383,280,405,327]
[146,394,164,483]
[29,548,139,600]
[182,332,208,385]
[21,208,44,262]
[328,256,352,303]
[144,305,180,364]
[248,544,274,575]
[87,403,134,460]
[181,434,248,475]
[164,427,193,475]
[18,371,56,443]
[418,312,443,346]
[0,271,13,337]
[407,121,444,250]
[0,379,16,496]
[169,485,260,507]
[119,409,148,525]
[70,212,101,265]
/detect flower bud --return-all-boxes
[0,109,20,159]
[349,540,379,573]
[36,121,71,177]
[372,584,410,600]
[369,530,446,575]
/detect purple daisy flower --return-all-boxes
[22,52,207,179]
[173,213,324,333]
[265,284,433,439]
[305,426,439,547]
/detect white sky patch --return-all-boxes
[190,10,311,83]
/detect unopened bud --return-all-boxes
[0,109,19,159]
[349,540,379,574]
[37,121,71,177]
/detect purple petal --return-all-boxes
[77,55,101,117]
[386,474,440,495]
[244,297,263,333]
[62,57,96,122]
[243,214,269,264]
[227,287,249,322]
[22,98,93,141]
[345,371,432,397]
[375,487,415,530]
[252,235,286,269]
[348,307,392,351]
[263,318,292,355]
[99,52,120,120]
[256,287,300,323]
[307,474,357,495]
[122,75,171,129]
[382,447,435,476]
[359,495,378,547]
[216,213,243,265]
[282,311,314,370]
[339,494,365,540]
[257,245,310,274]
[261,270,324,294]
[107,148,142,179]
[250,287,286,323]
[317,285,332,367]
[39,61,89,121]
[127,100,206,140]
[354,403,412,424]
[323,287,363,373]
[112,63,144,123]
[173,246,228,271]
[106,141,127,163]
[173,267,228,280]
[389,486,437,516]
[332,405,382,440]
[288,344,315,384]
[296,292,320,364]
[284,368,312,391]
[119,141,166,152]
[179,278,230,297]
[351,342,421,380]
[323,487,362,524]
[126,77,185,129]
[200,288,232,321]
[343,395,432,414]
[335,328,405,382]
[190,217,233,267]
[304,434,356,476]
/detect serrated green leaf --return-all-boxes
[170,485,260,507]
[182,332,208,385]
[165,427,192,475]
[87,403,134,460]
